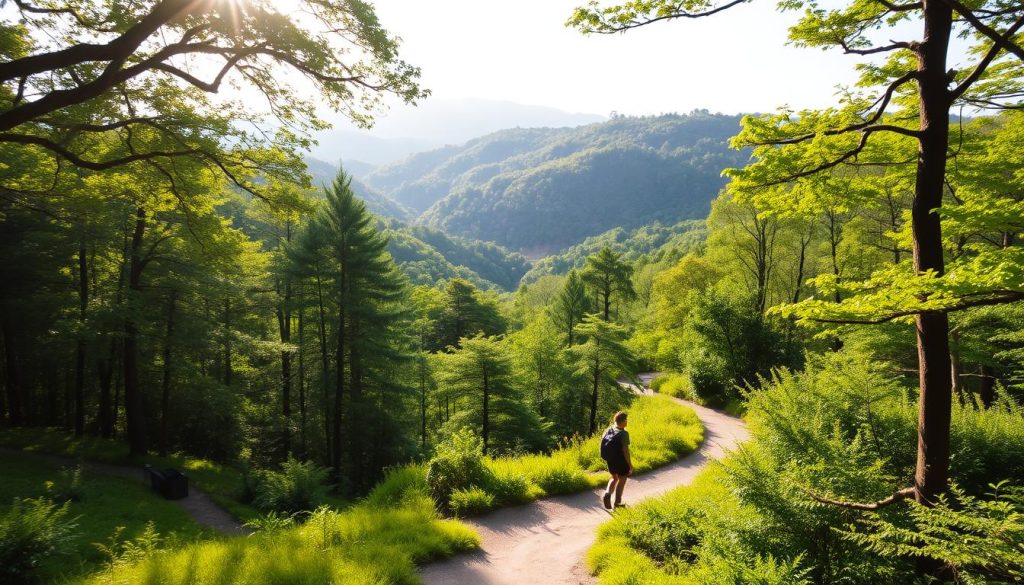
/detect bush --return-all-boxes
[46,465,85,503]
[250,457,331,515]
[426,429,492,511]
[0,497,77,584]
[449,487,495,517]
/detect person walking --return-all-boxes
[600,411,632,509]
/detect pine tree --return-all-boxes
[567,314,636,435]
[550,270,592,346]
[582,248,636,322]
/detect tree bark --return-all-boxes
[159,289,177,457]
[298,305,307,457]
[74,233,88,437]
[1,309,23,426]
[223,298,232,386]
[124,207,148,456]
[912,7,955,582]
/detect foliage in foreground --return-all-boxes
[589,354,1024,585]
[76,501,477,585]
[0,497,77,584]
[410,394,702,517]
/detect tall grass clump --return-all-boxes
[588,352,1024,585]
[77,498,478,585]
[247,457,331,514]
[0,497,78,584]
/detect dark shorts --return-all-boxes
[607,460,629,476]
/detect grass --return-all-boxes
[371,394,704,517]
[587,465,743,585]
[0,427,264,522]
[73,496,478,585]
[0,451,209,583]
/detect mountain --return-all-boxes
[312,98,605,165]
[304,157,414,221]
[384,221,531,291]
[363,111,747,253]
[521,219,707,284]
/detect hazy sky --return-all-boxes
[361,0,924,120]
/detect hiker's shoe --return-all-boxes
[602,492,612,509]
[614,501,627,509]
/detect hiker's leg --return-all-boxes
[606,474,619,494]
[614,476,627,504]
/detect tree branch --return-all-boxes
[751,71,919,147]
[807,291,1024,325]
[939,0,1024,62]
[950,14,1024,100]
[802,486,916,510]
[578,0,751,34]
[0,132,202,170]
[873,0,922,11]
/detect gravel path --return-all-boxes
[419,385,749,585]
[0,446,245,535]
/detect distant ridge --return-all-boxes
[362,111,747,253]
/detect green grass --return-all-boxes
[0,451,209,583]
[370,394,704,517]
[0,427,262,521]
[73,496,478,585]
[650,373,693,401]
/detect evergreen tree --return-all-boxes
[550,270,592,346]
[436,334,547,454]
[567,315,635,435]
[433,278,506,350]
[581,247,636,322]
[289,170,411,488]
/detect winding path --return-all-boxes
[0,446,245,535]
[419,385,749,585]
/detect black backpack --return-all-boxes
[600,427,623,462]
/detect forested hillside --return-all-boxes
[362,112,747,252]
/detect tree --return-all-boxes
[0,0,425,196]
[581,247,636,322]
[566,314,635,435]
[570,0,1024,557]
[288,170,410,485]
[433,278,505,351]
[549,270,592,346]
[436,334,547,454]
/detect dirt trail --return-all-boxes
[0,446,245,535]
[419,384,749,585]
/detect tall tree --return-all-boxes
[581,247,636,322]
[289,170,410,484]
[566,314,635,435]
[550,270,592,346]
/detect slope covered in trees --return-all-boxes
[360,112,746,252]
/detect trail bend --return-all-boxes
[419,383,749,585]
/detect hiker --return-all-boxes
[600,411,632,509]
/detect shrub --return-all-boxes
[0,497,77,584]
[46,464,85,503]
[449,487,495,517]
[426,429,492,511]
[250,457,331,514]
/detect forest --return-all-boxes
[1,0,1024,584]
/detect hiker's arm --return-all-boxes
[623,445,632,475]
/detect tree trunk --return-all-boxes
[912,2,955,578]
[223,298,232,386]
[124,207,148,457]
[298,305,307,457]
[589,357,601,435]
[979,364,996,408]
[314,268,331,466]
[333,307,344,478]
[420,355,428,450]
[1,310,23,426]
[96,338,116,438]
[159,290,177,457]
[950,330,964,406]
[74,233,88,437]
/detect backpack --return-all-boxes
[600,427,623,462]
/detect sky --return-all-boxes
[351,0,915,122]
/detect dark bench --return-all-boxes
[143,464,189,500]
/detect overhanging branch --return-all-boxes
[802,485,916,510]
